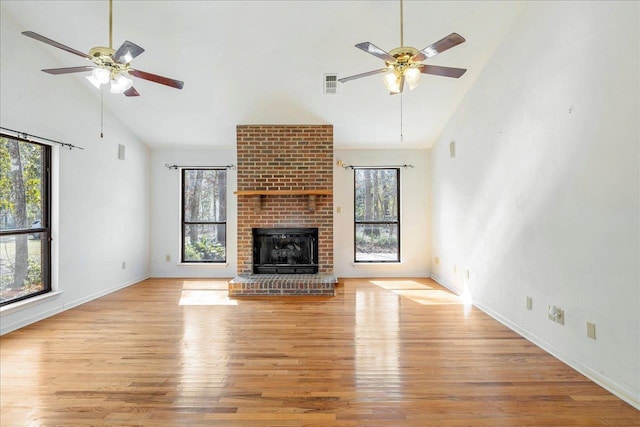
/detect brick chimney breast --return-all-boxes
[236,125,334,275]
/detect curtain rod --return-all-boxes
[338,162,414,170]
[0,126,84,150]
[165,163,236,170]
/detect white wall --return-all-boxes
[334,148,431,278]
[430,1,639,407]
[1,10,150,334]
[149,148,237,278]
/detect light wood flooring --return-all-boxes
[1,277,638,426]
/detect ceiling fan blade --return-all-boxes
[124,87,140,97]
[42,66,95,75]
[22,31,90,59]
[419,64,467,78]
[413,33,466,62]
[128,69,184,89]
[355,42,396,62]
[338,68,387,83]
[114,40,145,64]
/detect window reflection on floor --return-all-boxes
[355,285,401,393]
[179,280,232,400]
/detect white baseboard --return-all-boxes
[61,274,150,311]
[0,274,150,335]
[430,274,640,411]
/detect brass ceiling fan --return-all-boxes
[21,0,183,96]
[339,0,467,94]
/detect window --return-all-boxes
[181,168,227,263]
[0,135,51,306]
[354,168,400,262]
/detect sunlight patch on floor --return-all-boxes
[370,279,436,290]
[179,280,237,305]
[181,280,230,291]
[179,289,238,306]
[394,289,462,305]
[370,279,462,305]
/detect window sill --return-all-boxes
[0,291,63,316]
[351,261,403,267]
[176,263,229,267]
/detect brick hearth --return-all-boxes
[231,124,335,296]
[229,274,337,296]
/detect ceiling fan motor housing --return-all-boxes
[388,46,419,62]
[386,46,420,72]
[88,46,129,76]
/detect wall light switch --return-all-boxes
[587,322,596,340]
[336,206,342,214]
[166,255,171,262]
[434,256,440,265]
[526,296,533,310]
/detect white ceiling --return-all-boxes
[1,0,525,149]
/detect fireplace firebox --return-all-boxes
[252,228,318,274]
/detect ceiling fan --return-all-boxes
[339,0,467,94]
[21,0,183,96]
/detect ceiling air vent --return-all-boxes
[324,73,338,94]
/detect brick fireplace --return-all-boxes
[229,124,336,296]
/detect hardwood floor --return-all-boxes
[1,277,638,426]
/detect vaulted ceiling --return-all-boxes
[1,1,525,149]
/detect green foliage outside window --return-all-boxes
[184,236,225,262]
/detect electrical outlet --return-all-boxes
[166,254,171,262]
[548,305,564,325]
[587,322,596,340]
[122,261,126,270]
[434,256,440,265]
[526,296,532,310]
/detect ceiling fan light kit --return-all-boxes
[109,73,134,94]
[86,67,110,88]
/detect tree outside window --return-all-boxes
[0,135,51,306]
[181,168,227,263]
[354,168,400,262]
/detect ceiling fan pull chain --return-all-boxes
[400,93,404,142]
[100,89,104,138]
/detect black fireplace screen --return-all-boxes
[252,228,318,274]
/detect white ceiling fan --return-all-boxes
[21,0,184,96]
[339,0,467,94]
